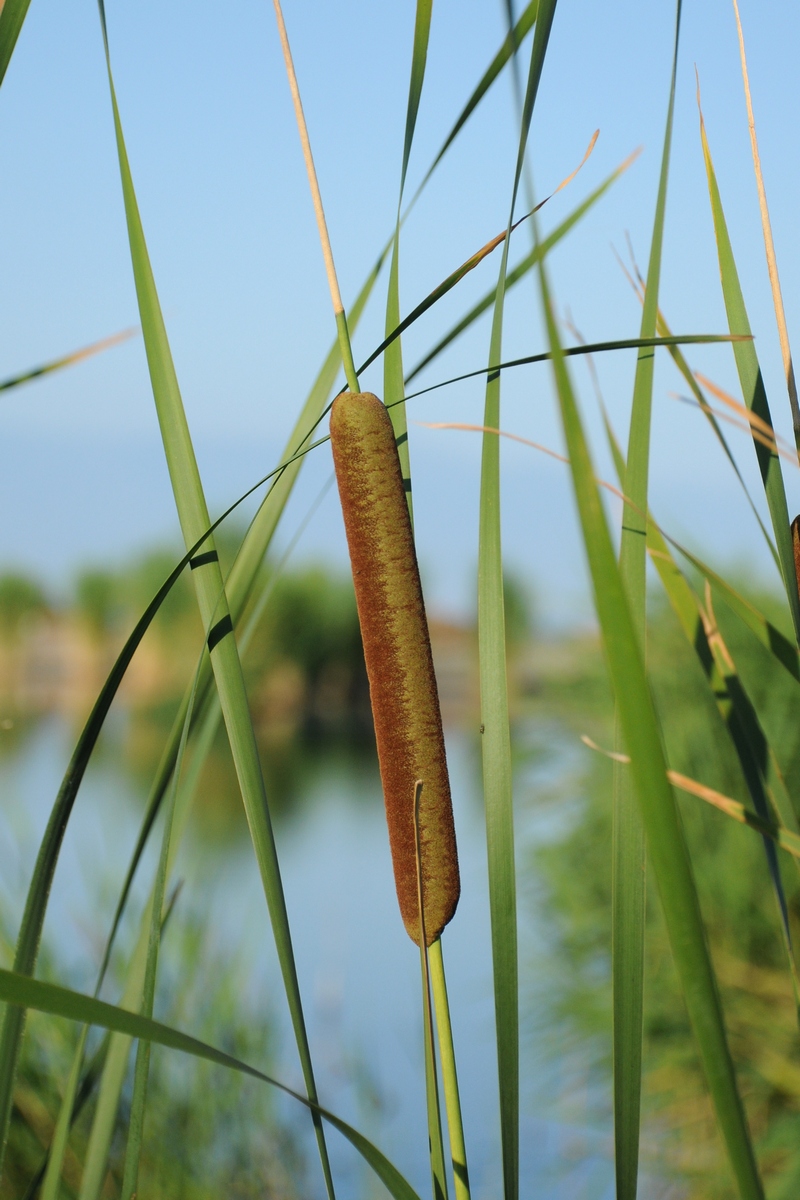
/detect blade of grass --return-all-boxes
[78,916,150,1200]
[614,249,780,570]
[411,1,538,198]
[362,134,601,381]
[613,7,680,1193]
[604,408,800,1019]
[584,739,800,860]
[0,420,327,1180]
[406,150,640,384]
[0,969,422,1200]
[385,0,433,518]
[404,335,741,405]
[0,0,32,88]
[115,480,332,1199]
[537,248,764,1198]
[36,889,182,1200]
[97,7,334,1193]
[478,6,557,1200]
[119,622,209,1200]
[731,0,800,453]
[698,83,800,642]
[39,1026,87,1200]
[0,328,137,394]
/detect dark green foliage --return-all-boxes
[527,599,800,1197]
[0,576,48,637]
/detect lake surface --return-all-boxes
[0,713,622,1199]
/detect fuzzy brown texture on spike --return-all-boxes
[330,392,460,945]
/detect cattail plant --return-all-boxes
[330,390,460,946]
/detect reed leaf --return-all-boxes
[699,93,800,642]
[0,0,32,88]
[613,6,680,1192]
[604,410,800,1018]
[537,254,763,1199]
[406,152,640,384]
[384,0,433,514]
[0,328,137,394]
[478,6,557,1200]
[0,969,422,1200]
[96,6,334,1191]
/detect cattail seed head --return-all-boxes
[330,392,460,945]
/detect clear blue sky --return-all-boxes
[1,0,798,625]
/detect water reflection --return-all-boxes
[1,701,620,1199]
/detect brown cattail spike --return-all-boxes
[330,392,460,945]
[793,516,800,610]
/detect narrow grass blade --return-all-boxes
[429,939,470,1200]
[411,1,538,198]
[403,335,740,406]
[406,151,640,383]
[537,255,763,1199]
[669,772,800,858]
[666,538,800,683]
[699,93,800,642]
[0,970,422,1200]
[615,254,779,568]
[478,7,557,1199]
[0,0,32,88]
[604,409,800,1019]
[79,913,150,1200]
[0,532,201,1178]
[714,597,800,822]
[119,643,206,1200]
[613,6,680,1193]
[731,0,800,452]
[97,8,334,1192]
[385,0,434,514]
[39,1026,88,1200]
[24,1029,109,1200]
[0,328,137,394]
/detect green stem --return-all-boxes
[429,939,470,1200]
[336,309,360,393]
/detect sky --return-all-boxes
[1,0,799,626]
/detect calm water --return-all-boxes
[0,714,621,1199]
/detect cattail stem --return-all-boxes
[430,937,471,1200]
[415,782,450,1200]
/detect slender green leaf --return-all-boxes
[96,8,334,1192]
[699,102,800,642]
[605,408,800,1022]
[0,328,137,394]
[406,153,640,384]
[613,7,680,1193]
[79,915,150,1200]
[478,6,557,1200]
[39,1026,87,1200]
[385,0,434,517]
[0,0,32,88]
[537,253,763,1199]
[403,335,740,405]
[413,1,538,194]
[0,969,421,1200]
